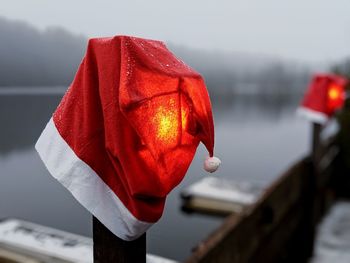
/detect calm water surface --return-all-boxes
[0,88,309,261]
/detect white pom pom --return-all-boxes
[204,156,221,173]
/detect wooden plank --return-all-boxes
[250,202,306,263]
[250,172,315,263]
[312,123,322,163]
[184,105,343,263]
[93,216,146,263]
[312,131,338,225]
[185,158,314,263]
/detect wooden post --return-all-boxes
[311,122,322,163]
[93,216,146,263]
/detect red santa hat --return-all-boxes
[35,36,220,241]
[297,73,347,124]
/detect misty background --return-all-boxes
[2,14,350,98]
[2,13,350,156]
[0,16,310,95]
[0,15,315,155]
[1,3,350,260]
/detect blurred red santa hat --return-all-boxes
[297,73,347,124]
[35,36,220,241]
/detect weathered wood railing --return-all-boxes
[184,158,315,263]
[184,122,340,263]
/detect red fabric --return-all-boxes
[301,74,347,117]
[52,36,215,222]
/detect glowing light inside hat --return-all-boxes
[328,85,341,100]
[327,83,345,113]
[153,98,188,145]
[152,97,179,146]
[156,106,177,142]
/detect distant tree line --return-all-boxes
[331,58,350,80]
[0,16,86,86]
[171,45,311,100]
[0,16,310,98]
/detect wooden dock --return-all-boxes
[181,121,342,263]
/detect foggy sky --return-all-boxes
[1,0,350,63]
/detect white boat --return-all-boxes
[181,177,265,215]
[0,219,177,263]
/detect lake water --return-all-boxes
[0,88,310,261]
